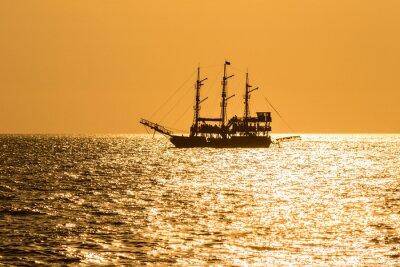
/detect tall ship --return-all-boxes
[140,61,275,148]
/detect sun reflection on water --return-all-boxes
[0,134,399,265]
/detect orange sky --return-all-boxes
[1,0,399,134]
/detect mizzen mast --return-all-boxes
[244,72,258,134]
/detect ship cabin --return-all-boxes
[190,112,272,138]
[230,112,272,136]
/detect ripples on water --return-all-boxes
[0,134,399,266]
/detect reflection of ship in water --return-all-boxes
[140,61,299,148]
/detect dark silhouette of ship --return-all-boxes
[141,61,295,148]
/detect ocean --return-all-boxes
[0,134,399,266]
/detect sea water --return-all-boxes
[0,134,399,266]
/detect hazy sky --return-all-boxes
[1,0,399,133]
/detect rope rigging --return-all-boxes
[158,81,193,124]
[144,62,298,136]
[149,70,196,120]
[171,103,192,131]
[262,93,296,133]
[229,66,298,134]
[152,65,224,132]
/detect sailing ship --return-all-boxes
[140,61,278,148]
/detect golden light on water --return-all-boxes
[1,134,399,265]
[94,134,398,265]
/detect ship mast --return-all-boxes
[220,61,234,126]
[244,72,250,121]
[244,72,258,134]
[192,66,207,136]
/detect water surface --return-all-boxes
[0,134,399,265]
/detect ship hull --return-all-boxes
[170,135,272,148]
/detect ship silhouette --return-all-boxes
[141,61,297,148]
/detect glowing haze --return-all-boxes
[1,1,399,134]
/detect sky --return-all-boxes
[1,0,399,134]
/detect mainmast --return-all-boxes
[192,66,207,136]
[220,61,234,126]
[244,72,250,121]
